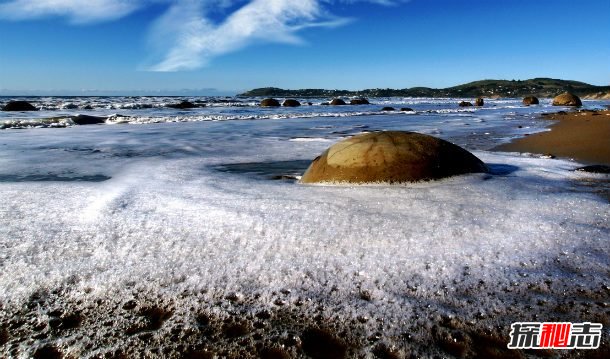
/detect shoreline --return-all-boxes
[494,110,610,166]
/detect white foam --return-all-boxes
[0,100,608,356]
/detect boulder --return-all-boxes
[523,96,540,106]
[350,98,370,105]
[70,115,107,125]
[381,107,395,111]
[475,98,484,106]
[282,99,301,107]
[552,92,582,106]
[330,99,346,106]
[2,101,38,111]
[166,101,198,109]
[522,96,539,105]
[400,108,414,112]
[300,131,487,184]
[260,98,281,107]
[459,101,473,107]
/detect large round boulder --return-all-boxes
[300,131,487,184]
[475,97,484,106]
[282,99,301,107]
[350,98,370,105]
[260,98,281,107]
[330,99,346,106]
[2,101,38,111]
[523,96,539,105]
[552,92,582,107]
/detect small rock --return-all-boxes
[166,100,198,109]
[575,165,610,174]
[71,115,106,125]
[350,98,370,105]
[260,98,281,107]
[475,97,484,106]
[400,107,414,112]
[381,107,395,111]
[458,101,473,107]
[282,99,301,107]
[523,96,539,105]
[2,101,38,111]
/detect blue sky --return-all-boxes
[0,0,609,95]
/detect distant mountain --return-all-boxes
[239,78,610,98]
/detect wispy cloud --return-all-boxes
[149,0,407,71]
[149,0,352,71]
[0,0,145,23]
[0,0,407,70]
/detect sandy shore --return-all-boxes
[495,110,610,166]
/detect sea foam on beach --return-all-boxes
[0,98,608,358]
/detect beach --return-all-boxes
[1,97,609,358]
[496,110,610,166]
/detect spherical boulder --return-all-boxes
[552,92,582,107]
[350,98,370,105]
[300,131,487,184]
[260,98,281,107]
[2,101,38,111]
[282,99,301,107]
[459,101,473,107]
[523,96,539,105]
[330,99,346,106]
[475,97,484,106]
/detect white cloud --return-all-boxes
[0,0,145,23]
[149,0,406,71]
[0,0,407,70]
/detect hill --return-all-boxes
[239,78,610,98]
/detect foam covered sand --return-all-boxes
[0,111,609,358]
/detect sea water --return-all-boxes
[0,97,608,357]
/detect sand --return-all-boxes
[495,110,610,166]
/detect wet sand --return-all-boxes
[495,110,610,166]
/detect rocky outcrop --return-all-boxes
[330,99,346,106]
[552,92,582,107]
[260,98,281,107]
[166,101,198,109]
[300,131,487,184]
[459,101,473,107]
[475,98,484,106]
[282,99,301,107]
[523,96,539,105]
[2,101,38,111]
[350,98,370,105]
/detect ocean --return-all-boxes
[1,96,608,358]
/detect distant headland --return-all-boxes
[239,78,610,99]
